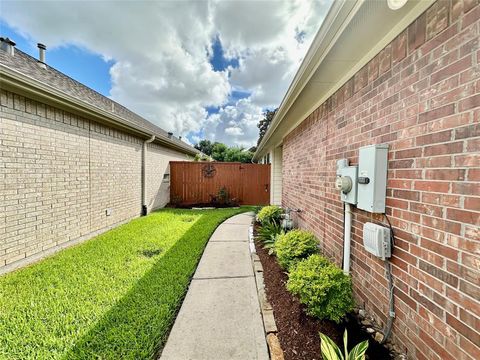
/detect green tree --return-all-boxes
[194,153,211,161]
[224,147,254,163]
[194,139,214,155]
[211,142,228,162]
[257,108,277,146]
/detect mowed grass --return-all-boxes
[0,207,251,359]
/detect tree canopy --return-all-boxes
[257,109,277,146]
[193,108,277,163]
[193,140,253,163]
[194,139,214,156]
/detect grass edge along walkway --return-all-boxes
[0,207,253,360]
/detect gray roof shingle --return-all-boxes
[0,43,197,154]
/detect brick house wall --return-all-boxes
[282,1,479,359]
[0,89,190,270]
[145,142,188,211]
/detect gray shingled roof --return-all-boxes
[0,44,198,154]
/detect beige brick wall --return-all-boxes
[0,89,189,270]
[89,124,142,231]
[145,142,189,211]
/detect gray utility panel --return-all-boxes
[357,144,389,213]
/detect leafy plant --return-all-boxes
[194,153,211,161]
[217,186,229,204]
[170,194,182,206]
[257,223,283,254]
[256,205,283,226]
[275,229,318,270]
[208,187,238,207]
[320,330,369,360]
[287,254,355,322]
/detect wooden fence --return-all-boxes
[170,161,271,206]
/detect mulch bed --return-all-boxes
[254,226,391,360]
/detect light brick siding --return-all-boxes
[146,143,189,211]
[282,1,479,359]
[0,89,189,270]
[270,147,283,205]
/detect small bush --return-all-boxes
[257,223,283,254]
[256,205,283,226]
[275,229,318,269]
[287,254,355,323]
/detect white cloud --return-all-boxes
[225,127,244,136]
[1,0,332,147]
[203,98,263,148]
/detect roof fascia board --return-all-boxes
[254,0,362,159]
[281,0,435,140]
[254,0,434,161]
[0,65,197,155]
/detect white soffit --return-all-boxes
[255,0,434,159]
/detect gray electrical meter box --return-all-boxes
[336,159,358,205]
[357,144,389,213]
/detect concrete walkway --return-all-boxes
[160,212,269,360]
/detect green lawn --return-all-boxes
[0,207,252,359]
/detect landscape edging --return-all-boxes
[249,222,285,360]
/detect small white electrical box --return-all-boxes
[363,222,391,260]
[357,144,389,213]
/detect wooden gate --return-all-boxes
[170,162,270,206]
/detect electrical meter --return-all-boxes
[336,159,358,205]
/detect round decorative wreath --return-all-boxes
[202,163,216,178]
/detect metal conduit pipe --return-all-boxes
[342,203,353,274]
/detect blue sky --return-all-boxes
[1,21,245,106]
[1,19,253,147]
[0,1,331,147]
[1,21,113,97]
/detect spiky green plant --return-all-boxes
[320,330,369,360]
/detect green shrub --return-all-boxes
[275,229,318,269]
[257,223,283,254]
[256,205,283,226]
[287,254,355,323]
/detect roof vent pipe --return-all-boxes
[178,136,182,140]
[37,43,46,68]
[0,37,16,56]
[167,132,173,139]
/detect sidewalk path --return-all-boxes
[160,212,269,360]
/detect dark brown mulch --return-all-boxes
[254,226,391,360]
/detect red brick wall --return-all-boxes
[282,1,479,359]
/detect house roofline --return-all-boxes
[253,0,434,161]
[0,64,199,156]
[254,0,359,160]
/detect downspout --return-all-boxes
[343,203,352,274]
[141,135,155,216]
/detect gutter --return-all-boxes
[253,0,358,161]
[0,64,198,156]
[253,0,433,161]
[141,135,156,216]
